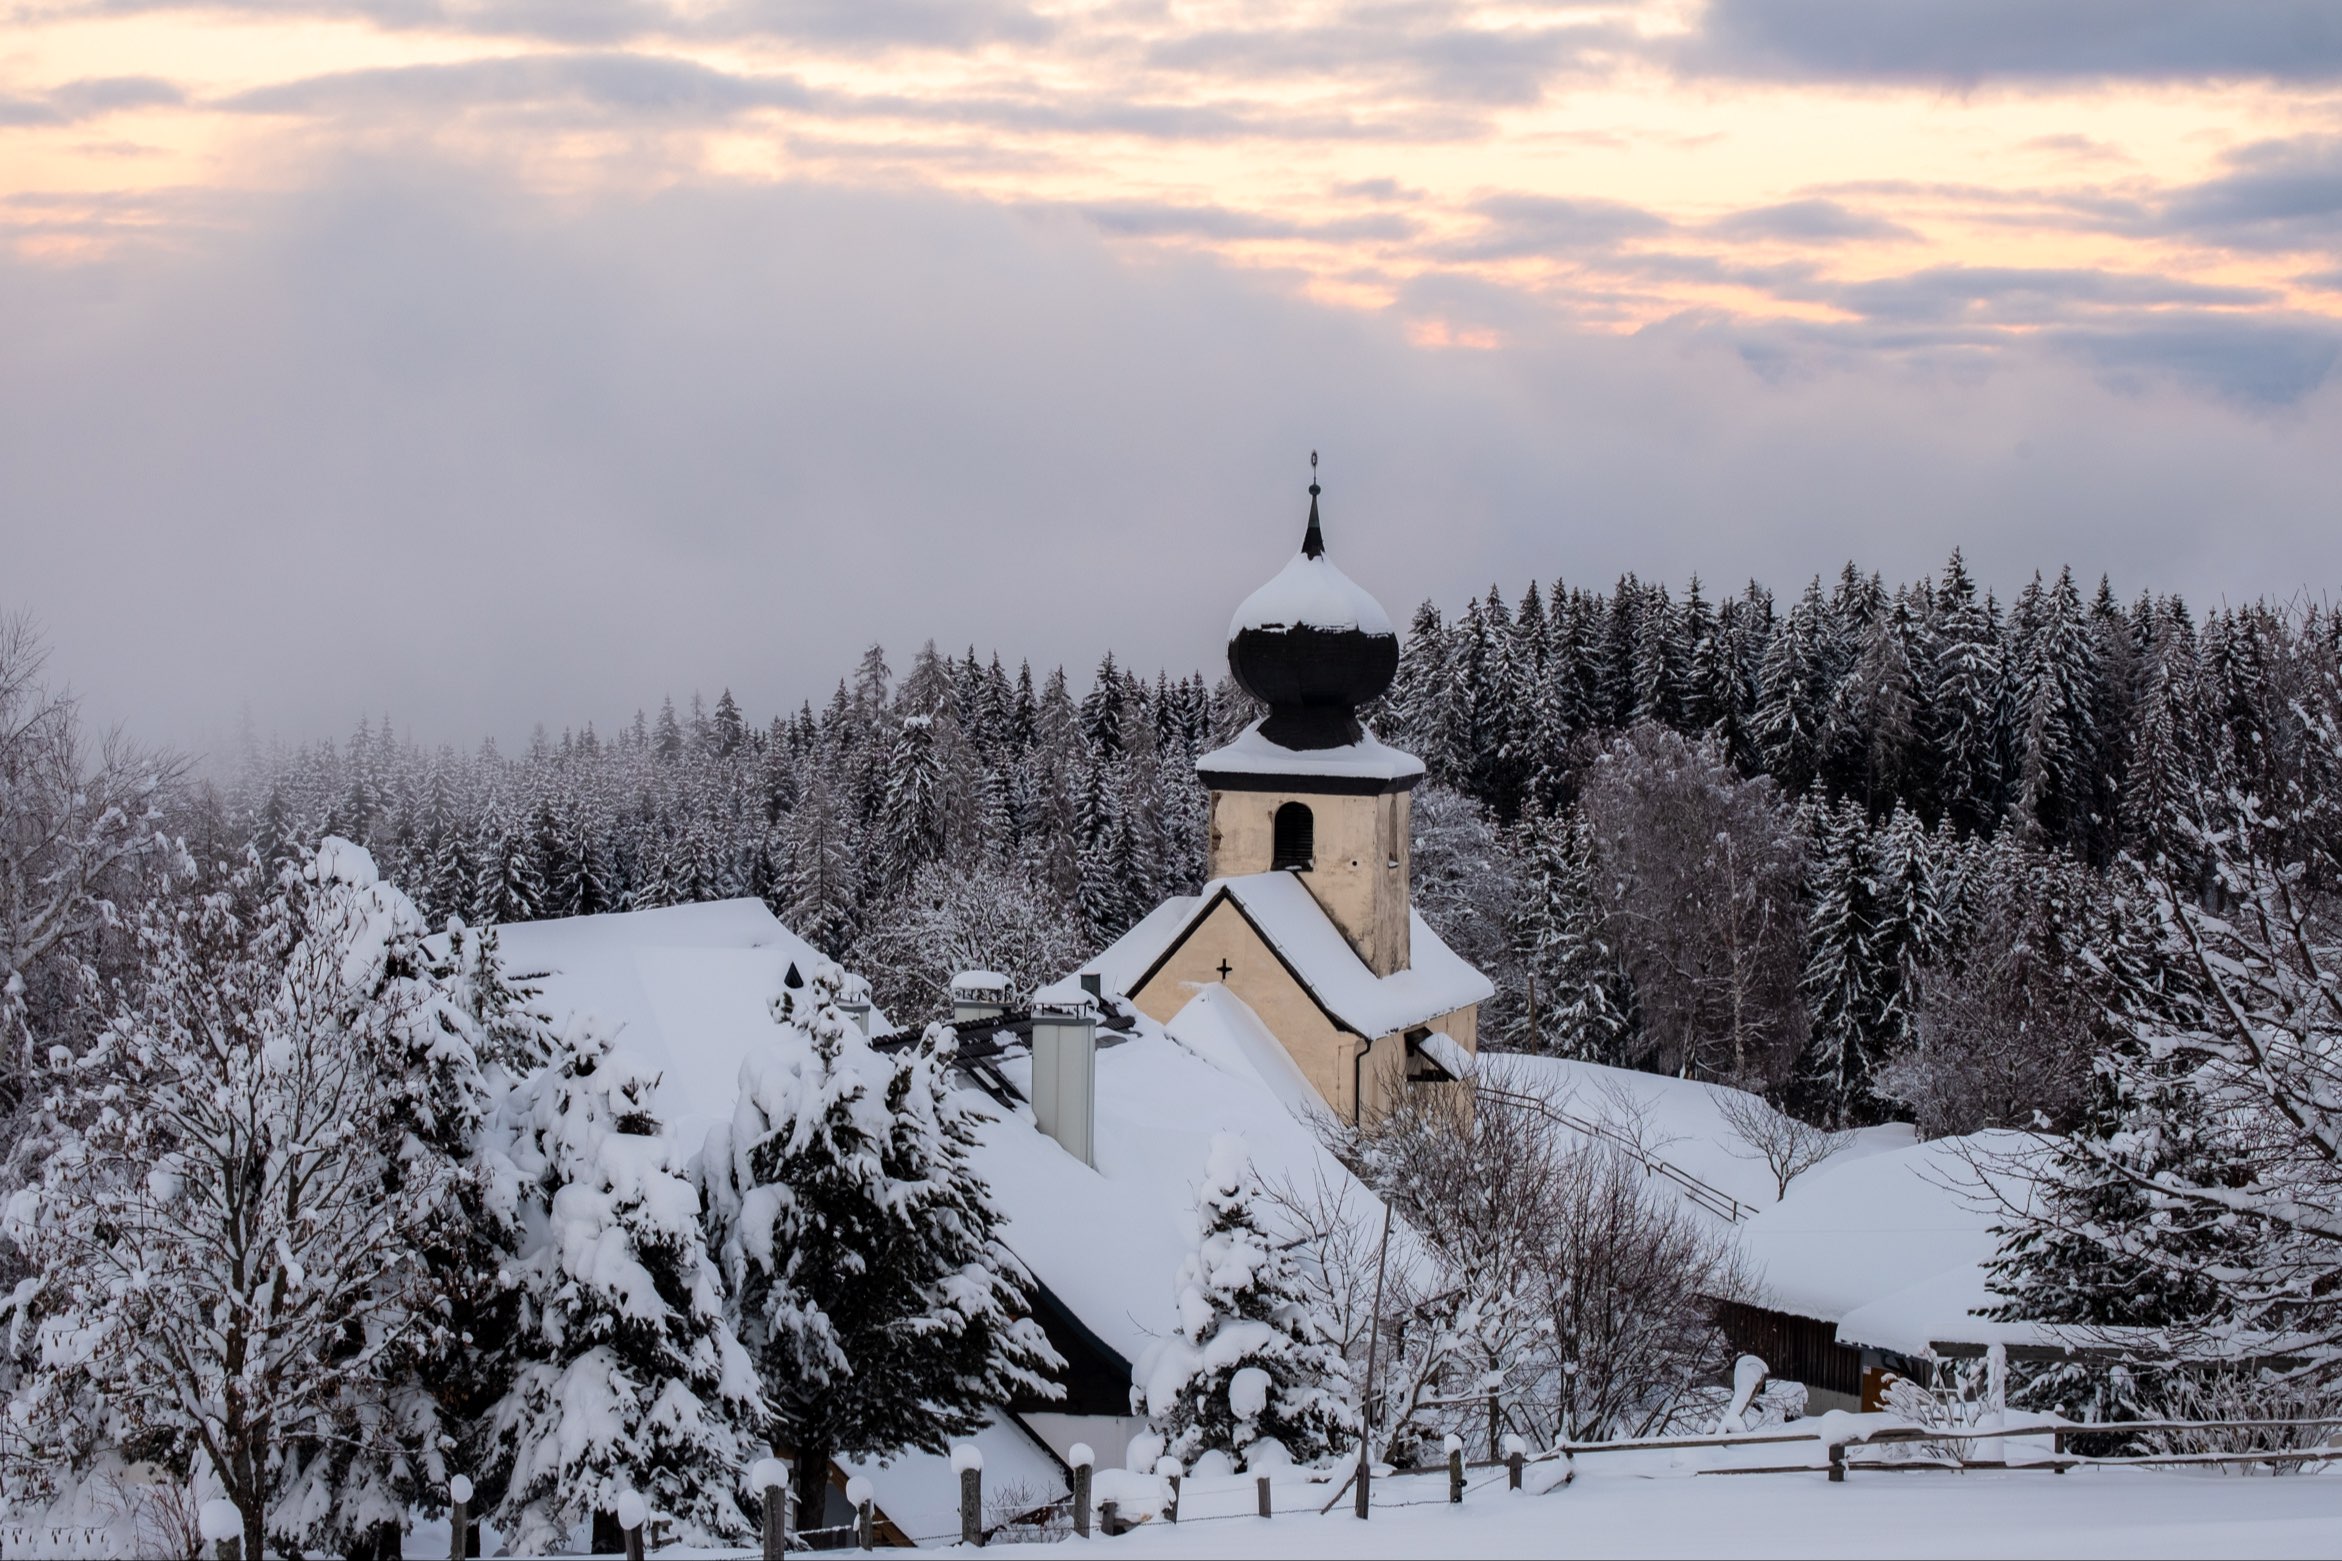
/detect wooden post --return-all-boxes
[1447,1435,1466,1503]
[1827,1442,1847,1483]
[1488,1382,1501,1461]
[199,1501,243,1561]
[1099,1500,1121,1537]
[1257,1475,1272,1518]
[1069,1443,1094,1539]
[752,1457,788,1561]
[1155,1457,1182,1523]
[1356,1197,1393,1521]
[1508,1452,1525,1490]
[959,1466,983,1547]
[616,1490,647,1561]
[845,1475,876,1552]
[448,1475,472,1561]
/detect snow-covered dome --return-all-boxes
[1226,469,1400,751]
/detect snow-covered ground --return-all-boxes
[969,1463,2342,1560]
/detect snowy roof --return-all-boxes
[1055,872,1493,1040]
[839,1409,1065,1546]
[493,898,891,1152]
[966,984,1389,1371]
[1195,719,1425,785]
[1735,1130,2047,1356]
[1228,547,1393,639]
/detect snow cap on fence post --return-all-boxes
[951,1443,985,1474]
[1067,1442,1095,1469]
[199,1499,242,1544]
[1156,1455,1184,1522]
[448,1475,473,1505]
[615,1491,647,1531]
[846,1477,877,1551]
[751,1457,788,1492]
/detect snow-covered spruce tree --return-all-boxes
[705,959,1060,1531]
[1138,1136,1355,1470]
[6,841,473,1561]
[486,1014,761,1556]
[1513,804,1635,1062]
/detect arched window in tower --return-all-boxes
[1272,801,1315,871]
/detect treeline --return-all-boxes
[215,553,2339,1128]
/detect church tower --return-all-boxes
[1198,461,1424,975]
[1085,458,1488,1125]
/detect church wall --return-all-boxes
[1205,787,1412,976]
[1129,898,1366,1119]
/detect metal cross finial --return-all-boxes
[1309,449,1319,496]
[1302,451,1325,557]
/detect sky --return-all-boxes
[4,0,2341,751]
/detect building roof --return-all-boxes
[1195,718,1425,788]
[1734,1130,2048,1357]
[1054,870,1493,1040]
[492,897,893,1152]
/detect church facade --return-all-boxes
[1077,471,1491,1124]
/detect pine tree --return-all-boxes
[1795,799,1883,1125]
[1932,550,2005,836]
[1136,1137,1356,1470]
[1514,805,1635,1061]
[486,1015,761,1556]
[2013,568,2104,856]
[705,964,1060,1529]
[1755,578,1832,796]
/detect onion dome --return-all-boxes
[1227,459,1399,750]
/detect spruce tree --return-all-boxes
[1136,1137,1356,1470]
[706,963,1060,1530]
[1515,805,1635,1061]
[486,1016,761,1556]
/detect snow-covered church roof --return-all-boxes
[1195,719,1426,785]
[1049,871,1494,1040]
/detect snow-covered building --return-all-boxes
[1077,469,1492,1125]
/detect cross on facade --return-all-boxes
[1216,959,1234,981]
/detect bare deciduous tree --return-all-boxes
[1714,1090,1851,1201]
[1578,723,1808,1091]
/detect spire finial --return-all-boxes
[1302,450,1325,559]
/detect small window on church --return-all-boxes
[1272,802,1314,871]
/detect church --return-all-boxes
[1072,465,1492,1124]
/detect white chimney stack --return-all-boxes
[950,969,1012,1029]
[1029,996,1098,1168]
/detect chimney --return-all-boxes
[950,970,1011,1028]
[1029,996,1098,1168]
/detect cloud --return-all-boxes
[1449,193,1672,259]
[1820,264,2277,326]
[0,76,183,127]
[85,0,1055,50]
[1143,10,1629,108]
[1069,201,1418,244]
[1681,0,2342,83]
[2153,136,2342,251]
[1706,198,1916,243]
[221,53,1451,141]
[6,159,2339,756]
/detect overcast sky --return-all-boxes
[4,0,2340,753]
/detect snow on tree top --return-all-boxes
[1228,548,1394,639]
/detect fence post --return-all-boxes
[447,1475,472,1561]
[1257,1474,1272,1518]
[751,1458,787,1561]
[1099,1500,1121,1537]
[1504,1434,1526,1491]
[1069,1443,1094,1539]
[199,1501,242,1561]
[616,1490,646,1561]
[1155,1456,1183,1523]
[954,1445,984,1547]
[1827,1442,1846,1483]
[1446,1434,1465,1503]
[845,1475,875,1551]
[1486,1372,1503,1461]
